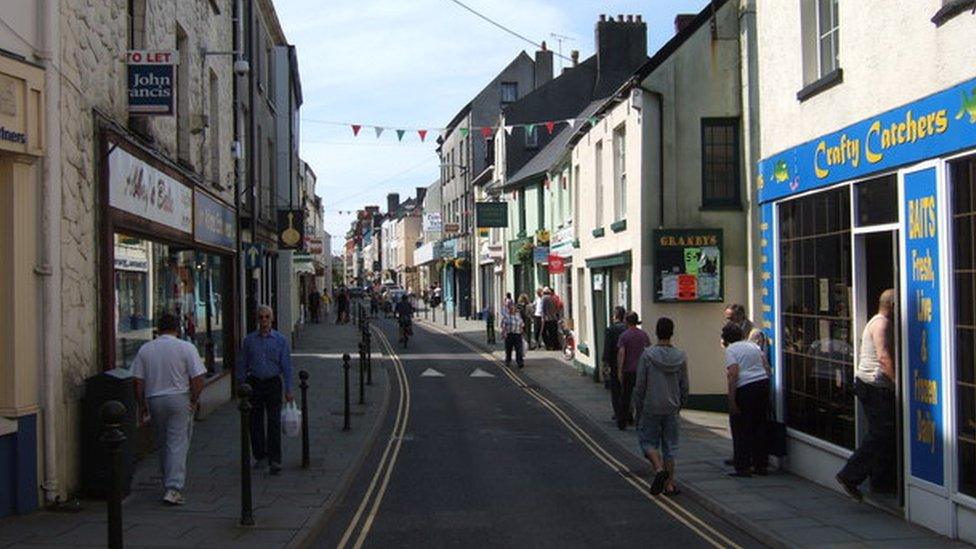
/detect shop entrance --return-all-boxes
[853,228,902,510]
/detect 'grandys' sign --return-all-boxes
[127,50,178,115]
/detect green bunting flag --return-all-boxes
[526,124,536,135]
[396,129,406,141]
[587,116,598,127]
[459,127,470,138]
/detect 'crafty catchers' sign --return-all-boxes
[127,50,177,115]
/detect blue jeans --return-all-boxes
[638,412,680,461]
[148,393,194,491]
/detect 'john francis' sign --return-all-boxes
[127,51,178,115]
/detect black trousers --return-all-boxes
[617,371,636,429]
[609,362,622,420]
[730,379,770,473]
[504,333,524,367]
[838,381,896,488]
[533,317,543,347]
[543,320,559,350]
[248,375,283,465]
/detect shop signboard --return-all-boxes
[126,50,177,115]
[243,243,263,269]
[108,145,192,233]
[652,229,723,302]
[550,226,574,257]
[475,201,508,228]
[193,191,235,251]
[903,166,944,486]
[547,254,565,274]
[758,75,976,204]
[277,209,305,249]
[533,246,550,263]
[423,212,442,232]
[443,222,460,234]
[293,253,315,275]
[440,239,457,259]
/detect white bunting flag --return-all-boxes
[374,126,384,138]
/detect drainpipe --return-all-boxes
[639,85,665,227]
[234,0,246,361]
[38,0,63,505]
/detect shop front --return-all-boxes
[101,130,237,414]
[757,77,976,540]
[585,251,631,378]
[549,226,574,324]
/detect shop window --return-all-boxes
[950,155,976,497]
[114,233,229,376]
[855,173,898,226]
[778,186,855,449]
[701,118,741,209]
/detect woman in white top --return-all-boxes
[722,321,770,477]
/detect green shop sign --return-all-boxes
[475,201,508,228]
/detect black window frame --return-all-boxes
[700,117,742,210]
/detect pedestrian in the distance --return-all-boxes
[501,301,526,369]
[308,288,321,323]
[237,305,294,475]
[722,321,770,477]
[321,289,332,322]
[542,288,559,350]
[132,312,207,506]
[603,306,627,418]
[517,293,532,345]
[531,288,544,350]
[634,317,688,496]
[616,312,650,430]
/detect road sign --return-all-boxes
[244,243,263,269]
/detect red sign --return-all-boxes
[547,255,565,274]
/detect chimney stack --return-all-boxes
[386,193,399,216]
[571,50,579,67]
[599,14,606,22]
[674,14,697,34]
[534,43,553,89]
[594,13,647,96]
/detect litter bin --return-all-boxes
[81,368,136,499]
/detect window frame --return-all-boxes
[594,140,604,228]
[816,0,840,79]
[525,126,538,149]
[500,82,518,104]
[700,117,742,210]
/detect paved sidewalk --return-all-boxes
[423,315,964,548]
[0,320,389,548]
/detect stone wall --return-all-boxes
[56,0,234,496]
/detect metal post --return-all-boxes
[453,299,457,329]
[486,311,495,344]
[358,342,365,405]
[237,383,254,526]
[299,371,310,469]
[99,401,126,549]
[443,300,448,326]
[342,354,351,431]
[365,329,372,386]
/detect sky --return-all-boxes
[274,0,711,254]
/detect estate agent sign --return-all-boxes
[127,50,177,115]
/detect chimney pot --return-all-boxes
[617,14,624,22]
[635,15,642,23]
[626,15,633,22]
[541,40,547,51]
[599,14,606,22]
[571,49,579,66]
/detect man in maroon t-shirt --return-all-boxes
[616,312,651,430]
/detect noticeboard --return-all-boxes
[475,201,508,228]
[653,228,723,302]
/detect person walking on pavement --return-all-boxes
[517,294,533,346]
[237,305,294,475]
[542,288,559,350]
[722,321,770,477]
[308,288,321,323]
[634,317,689,496]
[500,301,526,369]
[616,312,651,430]
[603,307,627,418]
[531,288,544,350]
[132,312,207,505]
[837,289,897,501]
[336,287,348,324]
[321,289,332,323]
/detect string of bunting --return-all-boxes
[312,115,603,143]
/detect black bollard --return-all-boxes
[358,342,365,405]
[453,300,457,329]
[486,311,495,344]
[238,383,254,526]
[99,400,126,549]
[365,329,372,386]
[299,371,310,469]
[342,354,351,431]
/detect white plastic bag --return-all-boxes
[522,338,529,356]
[281,401,301,438]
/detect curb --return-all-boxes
[429,320,792,549]
[285,327,394,549]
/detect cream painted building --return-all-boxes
[571,1,747,406]
[750,0,976,539]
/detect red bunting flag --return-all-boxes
[545,121,556,134]
[351,124,362,136]
[418,129,428,142]
[480,126,493,139]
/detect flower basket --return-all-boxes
[515,243,534,263]
[454,257,469,270]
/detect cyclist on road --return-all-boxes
[395,296,414,344]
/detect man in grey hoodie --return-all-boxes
[634,317,689,496]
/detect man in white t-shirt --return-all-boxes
[722,321,771,477]
[132,313,207,506]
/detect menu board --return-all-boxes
[653,229,723,302]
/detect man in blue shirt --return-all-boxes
[237,305,293,475]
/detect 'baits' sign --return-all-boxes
[127,50,178,115]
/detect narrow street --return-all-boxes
[314,319,761,548]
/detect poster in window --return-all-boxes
[653,229,723,302]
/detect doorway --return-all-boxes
[854,229,902,509]
[591,270,607,381]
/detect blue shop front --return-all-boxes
[756,77,976,540]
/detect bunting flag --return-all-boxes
[545,121,556,135]
[351,124,362,136]
[504,126,514,136]
[326,115,606,142]
[566,118,577,129]
[480,126,493,139]
[459,127,470,138]
[374,126,384,138]
[418,129,428,142]
[587,116,598,127]
[396,129,406,141]
[526,123,536,136]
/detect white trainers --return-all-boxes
[162,489,185,506]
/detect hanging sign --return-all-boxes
[126,50,177,115]
[653,229,723,302]
[533,246,550,263]
[194,191,236,251]
[108,144,192,233]
[424,212,443,232]
[475,201,508,228]
[547,254,565,274]
[277,209,305,249]
[903,166,944,486]
[243,243,264,270]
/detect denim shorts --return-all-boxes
[638,413,680,460]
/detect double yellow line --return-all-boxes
[421,320,742,549]
[337,326,411,549]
